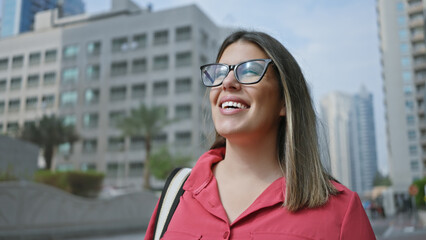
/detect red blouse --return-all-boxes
[145,147,376,240]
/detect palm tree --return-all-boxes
[20,115,79,170]
[117,104,170,190]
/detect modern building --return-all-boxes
[320,87,379,195]
[377,0,425,193]
[350,86,379,194]
[0,0,227,188]
[1,0,85,38]
[320,92,353,189]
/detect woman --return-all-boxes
[145,30,376,239]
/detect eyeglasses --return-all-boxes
[200,59,273,87]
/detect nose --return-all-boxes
[221,69,241,90]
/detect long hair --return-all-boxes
[210,30,338,212]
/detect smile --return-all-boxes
[221,101,249,109]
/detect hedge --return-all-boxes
[34,170,104,198]
[413,177,426,208]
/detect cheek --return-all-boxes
[209,88,219,106]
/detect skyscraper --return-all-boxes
[1,0,85,38]
[320,92,353,189]
[350,86,379,194]
[377,0,425,193]
[320,87,379,195]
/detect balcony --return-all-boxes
[409,18,424,28]
[414,60,426,71]
[413,46,426,56]
[408,2,423,14]
[412,32,425,42]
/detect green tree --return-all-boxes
[150,147,192,180]
[117,104,170,190]
[19,115,79,170]
[373,171,392,187]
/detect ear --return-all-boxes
[279,103,286,116]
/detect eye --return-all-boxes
[237,61,265,79]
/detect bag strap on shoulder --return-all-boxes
[153,167,191,240]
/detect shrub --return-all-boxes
[34,170,104,198]
[67,171,104,198]
[413,177,426,208]
[150,147,192,180]
[0,165,18,182]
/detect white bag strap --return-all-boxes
[154,167,191,240]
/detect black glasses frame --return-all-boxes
[200,58,273,87]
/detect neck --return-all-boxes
[219,131,283,182]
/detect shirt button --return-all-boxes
[223,231,229,239]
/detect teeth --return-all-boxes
[221,101,248,109]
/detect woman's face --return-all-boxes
[209,41,285,142]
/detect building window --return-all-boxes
[110,61,127,76]
[131,84,146,99]
[29,52,41,66]
[175,77,191,93]
[400,43,409,54]
[60,91,78,107]
[84,88,100,105]
[132,33,147,49]
[129,162,144,177]
[130,136,145,150]
[397,1,404,11]
[200,55,208,65]
[0,58,8,71]
[408,130,417,140]
[0,79,6,92]
[402,71,411,82]
[87,41,101,56]
[175,105,191,119]
[153,133,167,146]
[63,114,76,126]
[153,55,168,70]
[407,115,415,125]
[25,97,38,110]
[398,16,406,26]
[106,162,125,178]
[82,139,97,154]
[404,85,413,95]
[42,95,55,108]
[62,67,79,85]
[153,81,168,96]
[399,29,408,40]
[0,101,4,114]
[81,162,96,171]
[409,145,418,155]
[27,74,39,88]
[43,72,56,86]
[45,49,57,63]
[154,30,168,45]
[107,137,125,152]
[8,99,20,112]
[410,160,419,171]
[175,131,191,145]
[175,52,192,68]
[58,143,71,156]
[200,30,208,47]
[82,112,99,129]
[132,58,147,73]
[109,110,126,127]
[7,122,19,134]
[406,100,414,111]
[86,64,100,80]
[176,26,192,42]
[63,44,79,60]
[10,77,22,90]
[112,36,128,52]
[401,57,411,67]
[12,55,24,68]
[110,86,126,102]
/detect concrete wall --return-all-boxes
[0,181,158,240]
[0,135,38,180]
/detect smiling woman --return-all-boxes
[144,30,376,240]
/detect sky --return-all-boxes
[83,0,386,174]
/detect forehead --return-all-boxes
[219,41,269,64]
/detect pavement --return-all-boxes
[371,211,426,240]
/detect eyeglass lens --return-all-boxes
[201,60,269,86]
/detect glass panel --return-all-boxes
[45,49,57,63]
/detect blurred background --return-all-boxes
[0,0,425,239]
